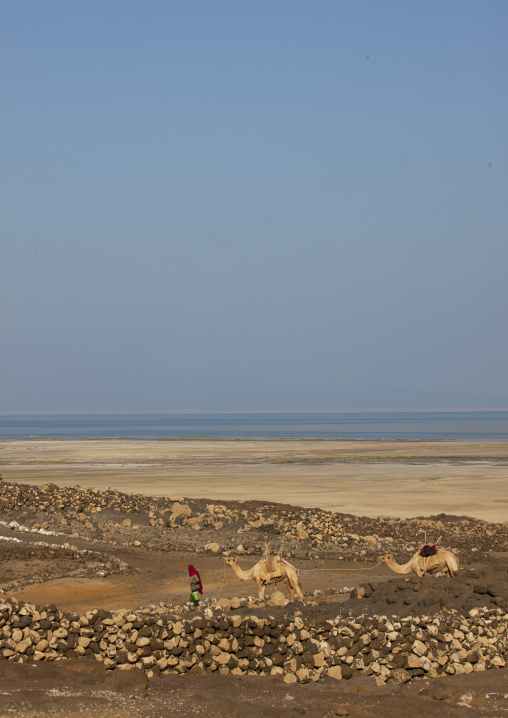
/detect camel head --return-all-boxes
[223,557,238,567]
[378,554,393,564]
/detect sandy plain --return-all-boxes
[1,438,507,521]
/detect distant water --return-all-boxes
[0,412,507,441]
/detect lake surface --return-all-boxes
[0,411,507,440]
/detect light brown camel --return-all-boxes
[378,549,459,578]
[224,556,305,601]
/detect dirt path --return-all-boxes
[4,532,376,612]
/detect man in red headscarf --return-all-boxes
[188,564,203,607]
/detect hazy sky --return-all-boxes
[2,1,507,412]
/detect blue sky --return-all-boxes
[2,1,507,412]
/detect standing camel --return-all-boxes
[224,556,305,601]
[378,548,459,578]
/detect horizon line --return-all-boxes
[1,407,508,417]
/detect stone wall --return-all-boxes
[0,599,506,685]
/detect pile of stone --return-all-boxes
[340,514,508,562]
[0,598,506,685]
[346,571,508,617]
[0,542,128,594]
[268,510,508,562]
[1,478,507,561]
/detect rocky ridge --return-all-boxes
[1,479,507,564]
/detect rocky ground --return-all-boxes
[2,476,507,562]
[0,476,507,717]
[2,659,508,717]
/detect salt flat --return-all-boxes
[1,439,507,521]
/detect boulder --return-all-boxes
[328,665,343,680]
[283,673,297,683]
[296,667,310,683]
[362,535,378,546]
[412,640,428,657]
[390,667,412,684]
[215,598,231,610]
[171,503,191,518]
[268,591,287,607]
[204,542,221,553]
[187,514,205,526]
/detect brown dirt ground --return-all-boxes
[1,660,508,717]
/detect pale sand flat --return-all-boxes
[1,439,507,521]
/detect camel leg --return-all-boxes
[284,579,295,600]
[289,575,304,601]
[256,577,265,600]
